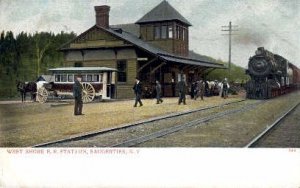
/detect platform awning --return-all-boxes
[159,54,226,69]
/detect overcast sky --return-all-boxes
[1,0,299,68]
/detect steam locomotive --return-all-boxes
[246,47,300,99]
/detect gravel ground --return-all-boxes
[137,91,300,147]
[253,103,300,147]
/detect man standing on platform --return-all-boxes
[73,75,83,115]
[155,80,163,104]
[133,77,143,107]
[222,78,230,99]
[177,76,187,105]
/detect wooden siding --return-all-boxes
[148,40,174,54]
[74,27,118,43]
[67,26,127,49]
[70,40,125,48]
[116,85,135,99]
[117,49,137,59]
[64,60,116,68]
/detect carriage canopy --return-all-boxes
[49,67,117,74]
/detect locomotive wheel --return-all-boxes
[81,83,95,103]
[37,87,48,103]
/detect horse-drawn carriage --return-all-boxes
[36,67,117,103]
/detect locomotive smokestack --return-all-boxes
[94,5,110,28]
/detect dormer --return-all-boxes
[135,0,192,57]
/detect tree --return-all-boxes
[0,30,77,98]
[34,32,51,77]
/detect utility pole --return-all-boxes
[221,21,238,73]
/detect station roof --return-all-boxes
[105,27,225,69]
[136,0,192,26]
[49,67,117,73]
[158,54,226,68]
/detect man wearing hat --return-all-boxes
[73,75,84,115]
[155,80,163,104]
[222,78,230,99]
[177,75,187,105]
[132,77,143,107]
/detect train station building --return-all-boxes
[60,1,225,99]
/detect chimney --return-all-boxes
[94,5,110,28]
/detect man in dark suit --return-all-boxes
[133,77,143,107]
[155,80,163,104]
[73,75,83,115]
[177,76,187,105]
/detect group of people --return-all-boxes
[72,75,230,115]
[191,80,228,98]
[132,77,230,107]
[191,80,206,101]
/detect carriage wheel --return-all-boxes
[37,87,48,103]
[81,83,95,103]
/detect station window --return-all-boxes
[117,60,127,83]
[175,25,187,41]
[168,25,173,39]
[161,25,167,39]
[154,26,160,39]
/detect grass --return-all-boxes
[0,95,243,147]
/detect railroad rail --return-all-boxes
[245,101,300,148]
[34,99,246,147]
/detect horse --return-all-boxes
[16,80,37,102]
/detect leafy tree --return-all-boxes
[206,59,250,83]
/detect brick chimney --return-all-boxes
[94,5,110,28]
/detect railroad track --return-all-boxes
[34,99,247,147]
[111,100,265,147]
[245,101,300,148]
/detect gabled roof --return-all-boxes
[136,0,192,26]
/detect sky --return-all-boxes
[0,0,300,68]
